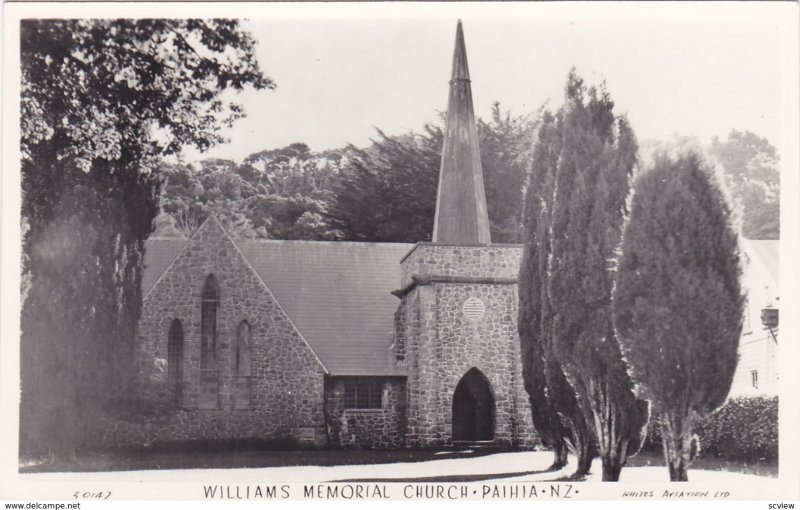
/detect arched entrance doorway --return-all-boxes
[452,368,495,441]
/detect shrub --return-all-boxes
[642,396,778,463]
[695,395,778,463]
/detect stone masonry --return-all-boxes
[126,217,328,447]
[324,377,407,449]
[395,243,537,448]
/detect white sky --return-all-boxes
[180,3,786,162]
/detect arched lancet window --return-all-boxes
[167,319,184,404]
[199,275,220,408]
[200,275,219,370]
[236,321,252,376]
[234,321,252,408]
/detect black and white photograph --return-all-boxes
[1,1,798,503]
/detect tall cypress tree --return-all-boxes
[614,152,744,481]
[519,111,597,475]
[546,71,649,481]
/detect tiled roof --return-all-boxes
[142,236,413,376]
[141,237,187,298]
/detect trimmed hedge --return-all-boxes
[642,395,777,463]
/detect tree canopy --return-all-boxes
[20,19,270,458]
[154,103,538,244]
[326,104,537,243]
[325,127,442,242]
[710,130,780,240]
[154,144,343,240]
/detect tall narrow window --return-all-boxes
[235,321,252,376]
[201,275,219,369]
[234,321,252,408]
[167,319,184,405]
[199,275,220,408]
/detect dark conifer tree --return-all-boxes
[480,102,537,243]
[546,71,649,481]
[327,105,537,243]
[519,111,597,475]
[326,127,441,242]
[614,152,744,481]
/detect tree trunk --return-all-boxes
[599,435,629,481]
[661,413,693,482]
[550,442,569,471]
[601,455,624,481]
[667,456,688,482]
[573,432,595,476]
[575,446,593,476]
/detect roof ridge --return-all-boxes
[235,238,416,248]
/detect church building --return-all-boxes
[118,21,538,450]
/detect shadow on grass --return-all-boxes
[627,451,778,478]
[549,471,590,482]
[333,459,572,483]
[20,446,777,480]
[19,446,500,474]
[333,468,556,483]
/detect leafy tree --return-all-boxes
[244,143,339,196]
[479,102,538,242]
[710,130,780,239]
[243,143,341,240]
[638,135,706,171]
[20,19,270,459]
[156,163,206,236]
[165,159,261,238]
[155,144,342,240]
[327,127,442,242]
[519,111,597,475]
[546,71,649,481]
[328,105,536,243]
[614,152,744,481]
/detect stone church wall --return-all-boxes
[400,243,523,287]
[103,218,327,448]
[398,244,537,449]
[324,377,407,449]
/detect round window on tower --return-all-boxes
[462,297,486,321]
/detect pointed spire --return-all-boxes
[450,19,470,82]
[432,20,492,245]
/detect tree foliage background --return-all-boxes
[154,103,538,243]
[20,19,270,457]
[710,130,780,240]
[155,144,342,240]
[639,130,780,240]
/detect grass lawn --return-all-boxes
[19,447,492,474]
[626,450,778,478]
[20,446,777,481]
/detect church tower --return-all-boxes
[393,21,536,448]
